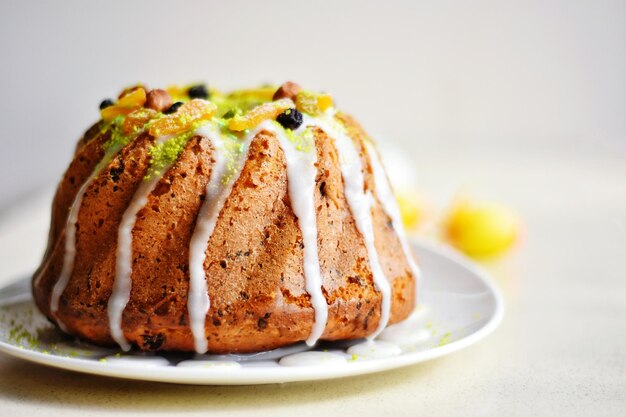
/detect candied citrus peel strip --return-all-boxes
[227,86,277,102]
[117,88,147,108]
[101,88,148,122]
[317,94,334,111]
[149,99,217,137]
[166,85,187,101]
[295,91,334,115]
[101,106,134,122]
[228,98,294,131]
[295,92,318,115]
[123,108,158,135]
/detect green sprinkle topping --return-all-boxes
[88,84,345,183]
[102,116,130,152]
[147,129,197,179]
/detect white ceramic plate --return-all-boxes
[0,237,503,385]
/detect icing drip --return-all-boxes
[307,115,391,339]
[188,125,252,354]
[379,305,429,344]
[49,179,91,332]
[103,355,170,367]
[187,120,328,352]
[279,351,348,367]
[200,342,310,362]
[109,153,172,351]
[365,142,421,304]
[346,340,402,360]
[177,360,242,369]
[48,145,122,332]
[266,122,327,346]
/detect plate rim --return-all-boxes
[0,237,504,385]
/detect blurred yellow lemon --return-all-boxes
[396,190,428,231]
[444,198,520,258]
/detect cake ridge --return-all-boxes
[259,121,327,348]
[188,123,254,354]
[308,114,392,338]
[109,130,186,351]
[46,138,130,331]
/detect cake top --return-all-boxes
[96,81,341,178]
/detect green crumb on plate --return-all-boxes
[438,332,452,347]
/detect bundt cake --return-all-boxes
[32,81,420,353]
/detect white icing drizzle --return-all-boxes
[177,359,242,369]
[109,151,172,351]
[307,115,392,339]
[378,305,430,344]
[279,351,348,367]
[188,125,253,354]
[265,122,327,347]
[102,355,170,367]
[365,142,421,304]
[48,145,122,332]
[201,342,310,362]
[49,179,91,333]
[346,340,402,360]
[110,122,252,352]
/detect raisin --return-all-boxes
[257,317,268,330]
[188,84,209,99]
[164,101,183,115]
[150,100,216,136]
[276,108,303,130]
[228,99,293,131]
[99,99,114,110]
[141,333,165,350]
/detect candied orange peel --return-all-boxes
[148,99,216,137]
[166,85,187,102]
[228,86,277,103]
[101,88,148,122]
[317,94,334,111]
[227,98,294,131]
[117,88,147,108]
[101,106,134,121]
[122,108,158,135]
[295,91,333,115]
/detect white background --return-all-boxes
[1,0,625,208]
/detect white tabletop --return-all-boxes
[0,141,624,416]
